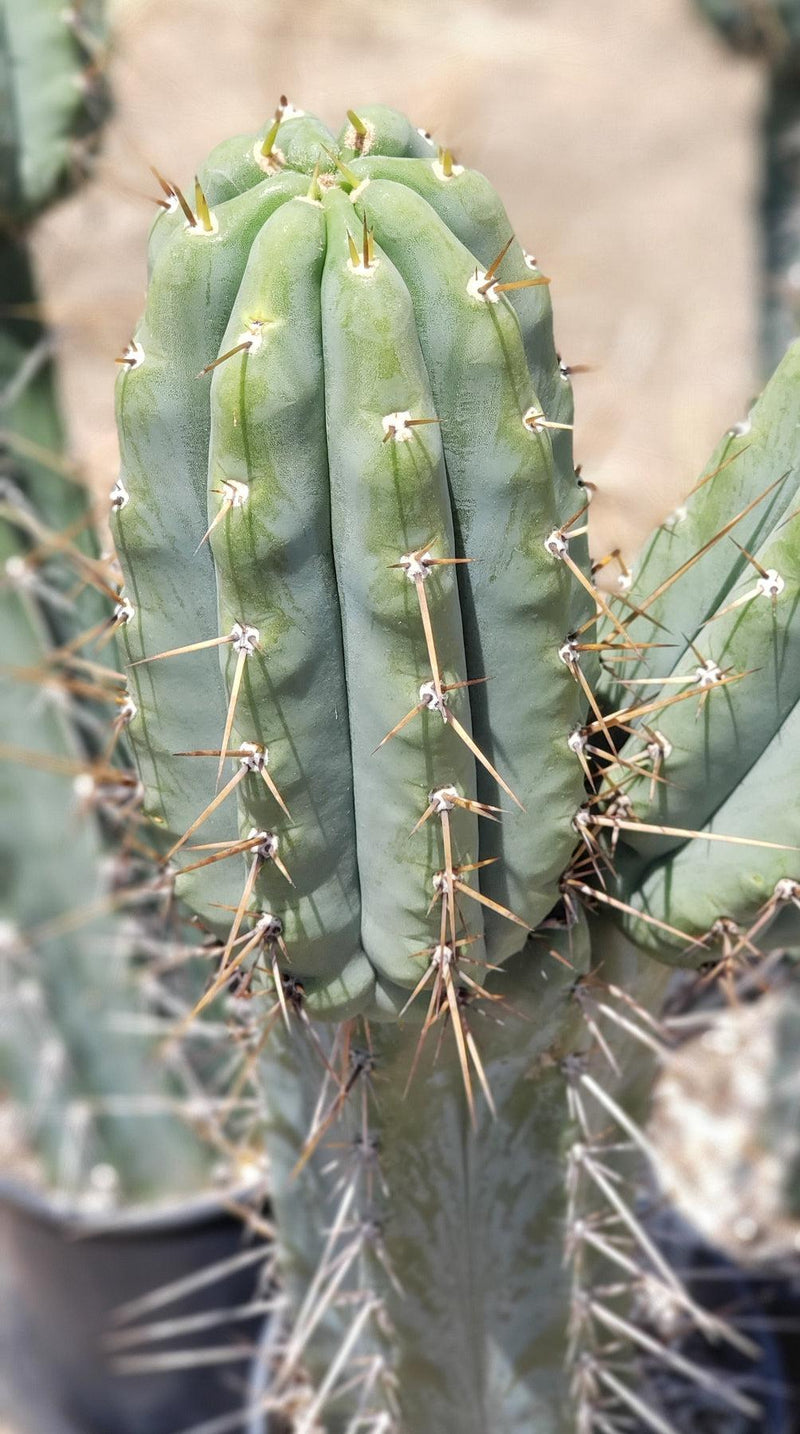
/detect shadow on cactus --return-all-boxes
[110,100,800,1433]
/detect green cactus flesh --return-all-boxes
[0,202,208,1202]
[594,342,800,957]
[113,106,591,1019]
[0,511,210,1200]
[110,106,800,1432]
[0,231,108,659]
[0,0,109,228]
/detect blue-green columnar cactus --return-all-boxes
[0,0,109,227]
[595,342,800,964]
[0,508,212,1201]
[112,104,799,1432]
[0,233,112,671]
[0,238,212,1204]
[0,13,216,1203]
[114,102,587,1020]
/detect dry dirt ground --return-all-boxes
[33,0,763,564]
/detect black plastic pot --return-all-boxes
[1,1179,271,1434]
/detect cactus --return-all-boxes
[113,101,586,1015]
[0,0,110,227]
[0,512,213,1202]
[594,343,800,962]
[112,104,800,1431]
[0,240,214,1206]
[0,8,221,1207]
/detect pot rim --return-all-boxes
[0,1173,269,1238]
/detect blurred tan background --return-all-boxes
[33,0,763,561]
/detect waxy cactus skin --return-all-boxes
[111,104,800,1434]
[114,104,590,1017]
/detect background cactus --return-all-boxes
[108,103,800,1433]
[697,0,800,372]
[0,1,222,1208]
[0,237,216,1203]
[0,511,213,1202]
[0,0,110,227]
[594,342,800,961]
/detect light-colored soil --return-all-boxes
[33,0,762,564]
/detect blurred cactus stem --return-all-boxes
[696,0,800,371]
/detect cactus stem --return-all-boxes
[777,499,800,531]
[627,468,791,622]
